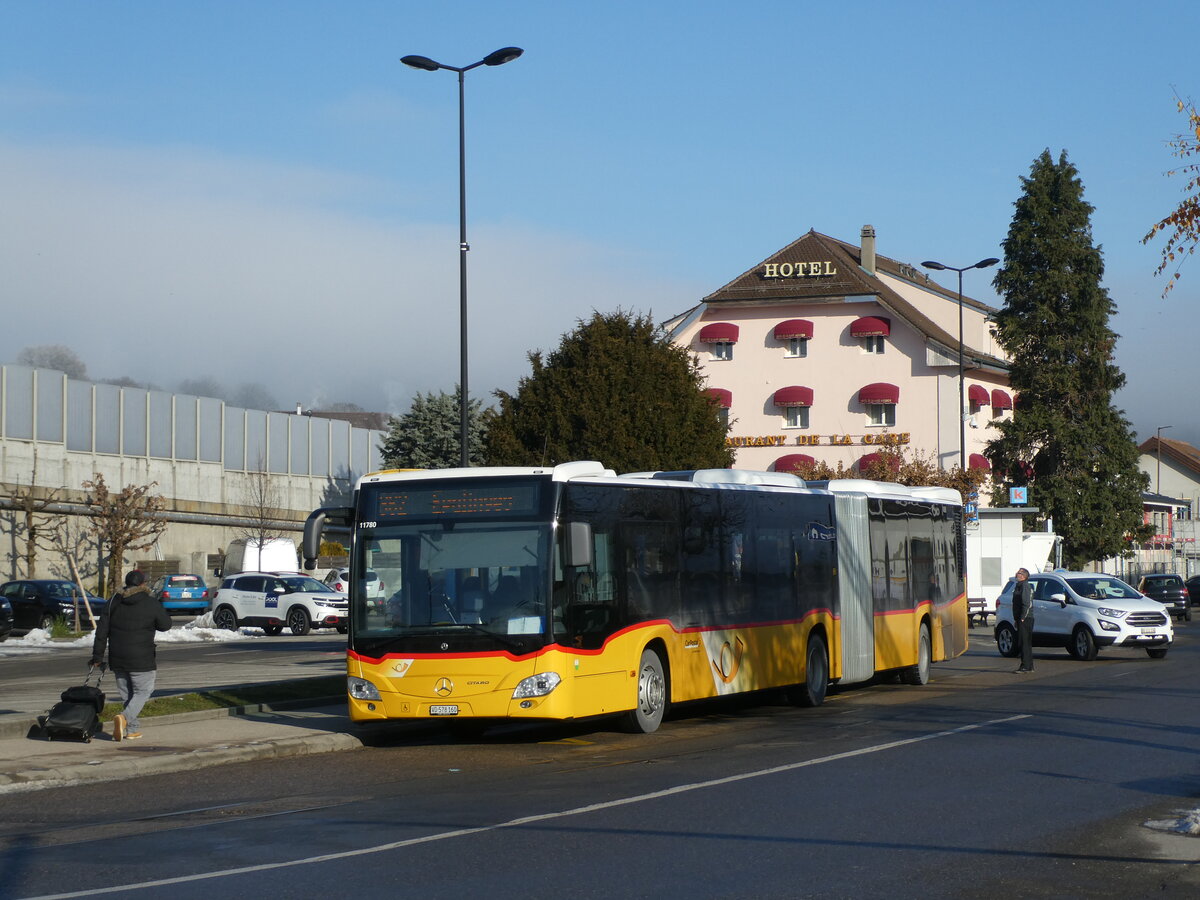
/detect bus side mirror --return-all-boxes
[564,522,593,568]
[303,506,353,569]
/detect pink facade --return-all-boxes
[665,227,1012,474]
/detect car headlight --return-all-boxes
[347,676,381,701]
[1097,607,1127,619]
[512,672,562,699]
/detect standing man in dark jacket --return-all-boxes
[90,570,171,741]
[1013,567,1035,674]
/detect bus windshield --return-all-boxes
[352,520,552,654]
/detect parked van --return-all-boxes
[994,570,1173,661]
[222,538,298,577]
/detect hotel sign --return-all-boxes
[726,432,911,448]
[762,261,837,278]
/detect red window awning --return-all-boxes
[773,319,814,340]
[706,388,732,408]
[850,316,891,337]
[858,382,900,405]
[968,384,990,406]
[991,389,1013,410]
[969,453,991,471]
[773,385,814,407]
[698,322,739,343]
[775,453,816,473]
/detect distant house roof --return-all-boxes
[302,410,390,431]
[1139,436,1200,478]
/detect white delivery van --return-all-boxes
[222,537,298,576]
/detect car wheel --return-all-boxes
[212,606,238,632]
[1184,606,1192,623]
[624,648,667,733]
[1071,625,1098,661]
[287,606,311,636]
[336,624,349,634]
[262,624,283,636]
[38,613,57,631]
[902,623,932,686]
[1147,647,1168,659]
[995,622,1019,658]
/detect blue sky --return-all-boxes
[2,1,1198,444]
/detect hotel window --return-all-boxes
[866,403,895,427]
[850,317,890,355]
[784,407,810,429]
[862,335,885,354]
[785,337,809,358]
[711,341,734,361]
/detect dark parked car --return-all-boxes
[0,580,107,634]
[1185,575,1200,608]
[1137,574,1191,622]
[0,595,12,641]
[149,573,211,614]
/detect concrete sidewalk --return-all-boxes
[0,701,364,795]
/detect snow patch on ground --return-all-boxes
[0,618,260,656]
[1143,808,1200,836]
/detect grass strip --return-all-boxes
[99,675,344,721]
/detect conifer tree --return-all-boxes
[380,386,486,470]
[987,150,1150,568]
[484,310,733,473]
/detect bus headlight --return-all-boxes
[512,672,562,699]
[347,676,381,701]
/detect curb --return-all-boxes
[0,695,346,741]
[0,731,364,795]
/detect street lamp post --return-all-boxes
[401,47,523,467]
[920,257,1001,471]
[1156,424,1172,495]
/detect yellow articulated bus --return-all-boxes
[302,462,967,734]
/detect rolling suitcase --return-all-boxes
[39,668,106,742]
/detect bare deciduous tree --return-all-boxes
[4,454,64,579]
[82,473,167,595]
[17,344,88,379]
[236,462,288,558]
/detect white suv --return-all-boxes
[994,571,1172,661]
[212,572,349,636]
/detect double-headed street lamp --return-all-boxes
[920,257,1001,471]
[401,47,523,467]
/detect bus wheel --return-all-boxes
[902,623,932,685]
[789,633,828,707]
[625,648,667,734]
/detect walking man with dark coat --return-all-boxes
[1013,567,1035,674]
[90,570,172,741]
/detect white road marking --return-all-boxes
[23,713,1030,899]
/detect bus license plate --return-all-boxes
[429,705,459,716]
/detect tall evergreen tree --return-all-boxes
[484,310,733,473]
[988,150,1150,568]
[380,386,486,469]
